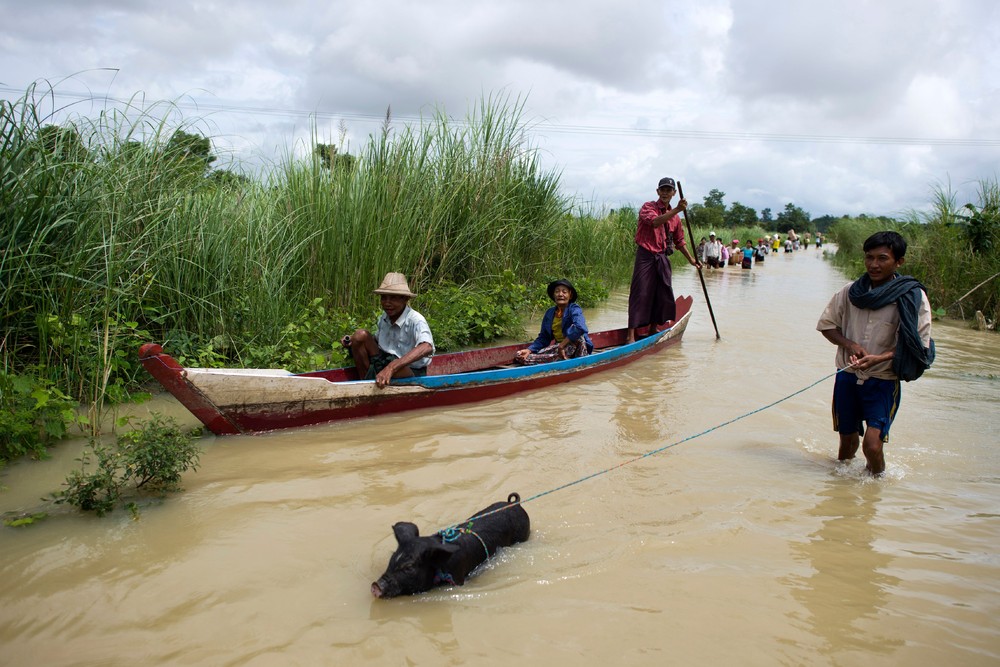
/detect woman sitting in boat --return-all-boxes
[514,279,594,365]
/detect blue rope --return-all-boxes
[439,522,490,558]
[439,365,855,534]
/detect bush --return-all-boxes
[54,414,201,516]
[419,270,533,350]
[0,370,78,461]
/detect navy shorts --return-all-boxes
[832,372,901,441]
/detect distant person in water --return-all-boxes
[728,239,742,266]
[341,272,435,388]
[704,232,723,269]
[515,279,593,364]
[755,238,768,263]
[626,176,701,343]
[741,240,754,269]
[816,231,935,476]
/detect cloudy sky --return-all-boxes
[3,0,998,219]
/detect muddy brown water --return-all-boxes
[2,247,998,666]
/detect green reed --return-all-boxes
[1,85,636,416]
[825,179,1000,325]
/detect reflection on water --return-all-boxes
[2,248,999,666]
[787,481,903,657]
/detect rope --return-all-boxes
[439,523,490,558]
[439,363,857,534]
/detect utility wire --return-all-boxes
[3,85,999,148]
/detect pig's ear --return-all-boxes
[392,522,419,544]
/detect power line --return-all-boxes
[3,85,999,148]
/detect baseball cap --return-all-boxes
[657,177,676,190]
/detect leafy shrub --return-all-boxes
[420,271,532,351]
[54,414,201,516]
[0,370,78,461]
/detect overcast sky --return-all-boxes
[3,0,998,219]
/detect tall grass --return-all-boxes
[1,85,634,416]
[825,179,1000,325]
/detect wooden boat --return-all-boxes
[139,296,693,435]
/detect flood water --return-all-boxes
[2,246,998,666]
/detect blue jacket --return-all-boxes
[528,302,594,353]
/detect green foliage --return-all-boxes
[2,83,629,418]
[165,129,217,177]
[53,414,201,517]
[725,201,759,228]
[314,143,356,172]
[812,215,838,233]
[0,370,79,462]
[776,203,811,233]
[825,179,1000,328]
[419,271,533,350]
[239,298,365,372]
[703,188,726,210]
[689,188,726,231]
[957,179,1000,254]
[3,513,48,527]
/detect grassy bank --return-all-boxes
[823,180,1000,326]
[1,86,632,455]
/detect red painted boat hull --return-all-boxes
[139,296,693,435]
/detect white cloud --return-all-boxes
[1,0,997,217]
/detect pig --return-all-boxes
[371,492,530,598]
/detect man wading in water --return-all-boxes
[816,231,934,476]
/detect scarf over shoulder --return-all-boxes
[848,273,935,381]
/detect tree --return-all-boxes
[775,202,811,233]
[760,208,773,224]
[164,130,216,176]
[691,188,726,230]
[34,124,89,162]
[314,143,356,172]
[725,201,758,228]
[209,169,251,188]
[703,188,726,210]
[812,215,837,233]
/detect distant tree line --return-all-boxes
[687,188,811,233]
[686,188,899,235]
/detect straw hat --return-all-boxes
[373,272,416,297]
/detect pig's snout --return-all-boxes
[372,578,398,599]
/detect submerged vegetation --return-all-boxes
[52,414,202,517]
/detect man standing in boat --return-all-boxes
[342,273,435,388]
[626,177,701,343]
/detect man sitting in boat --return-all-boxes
[514,279,593,365]
[341,272,435,388]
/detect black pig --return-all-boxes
[371,492,530,598]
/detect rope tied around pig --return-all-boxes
[439,522,491,558]
[438,365,857,535]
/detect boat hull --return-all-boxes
[139,296,692,435]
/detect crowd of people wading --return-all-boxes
[696,228,825,271]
